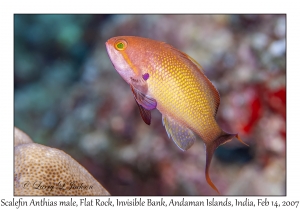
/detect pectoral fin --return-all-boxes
[129,74,156,125]
[162,115,195,151]
[134,99,151,125]
[130,84,157,110]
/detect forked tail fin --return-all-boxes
[205,132,248,194]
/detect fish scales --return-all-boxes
[146,45,222,142]
[105,36,248,194]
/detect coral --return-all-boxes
[14,127,110,196]
[14,127,33,146]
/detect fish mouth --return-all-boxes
[105,41,110,54]
[105,41,115,67]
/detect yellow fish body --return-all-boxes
[106,36,247,194]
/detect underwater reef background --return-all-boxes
[14,14,286,195]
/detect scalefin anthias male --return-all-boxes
[105,36,248,194]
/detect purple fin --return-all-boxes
[130,85,157,110]
[134,99,151,125]
[162,115,195,151]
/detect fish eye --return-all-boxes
[114,39,127,51]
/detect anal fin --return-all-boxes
[162,115,195,151]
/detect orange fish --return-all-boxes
[106,36,248,194]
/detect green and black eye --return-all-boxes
[114,39,127,51]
